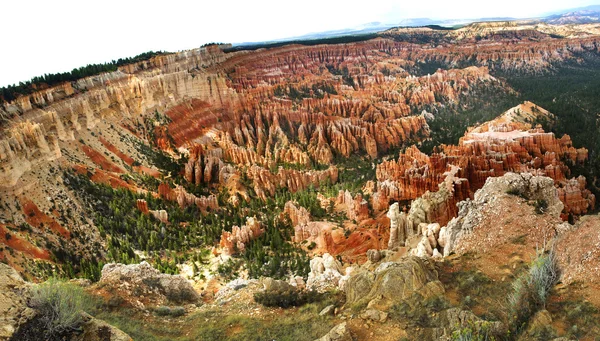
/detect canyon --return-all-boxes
[0,21,600,341]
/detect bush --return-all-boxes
[253,289,322,308]
[506,187,525,197]
[451,322,497,341]
[155,306,186,317]
[28,278,89,338]
[507,247,559,333]
[533,199,548,214]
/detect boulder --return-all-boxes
[314,322,353,341]
[307,253,347,291]
[319,305,335,316]
[100,262,199,304]
[360,309,388,322]
[73,313,132,341]
[262,278,294,293]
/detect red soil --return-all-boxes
[81,143,125,173]
[21,199,70,239]
[99,137,135,166]
[0,224,51,260]
[133,165,162,178]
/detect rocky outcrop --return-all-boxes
[261,277,295,293]
[411,223,444,258]
[313,322,353,341]
[306,253,353,291]
[1,46,238,189]
[183,145,226,185]
[344,257,444,311]
[417,307,504,340]
[136,199,149,214]
[387,203,406,249]
[387,166,468,249]
[284,201,311,228]
[557,176,596,216]
[248,165,338,201]
[100,262,199,305]
[149,209,168,223]
[135,199,169,223]
[157,183,218,212]
[0,121,61,187]
[0,264,33,341]
[381,26,600,73]
[219,217,264,255]
[3,22,599,288]
[437,172,563,257]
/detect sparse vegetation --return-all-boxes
[254,288,322,308]
[451,322,497,341]
[507,247,560,335]
[24,279,90,339]
[389,295,452,328]
[155,306,186,317]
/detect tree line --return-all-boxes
[1,51,168,103]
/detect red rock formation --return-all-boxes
[3,25,600,278]
[2,28,599,191]
[72,164,139,191]
[135,199,168,223]
[136,199,149,214]
[0,224,51,261]
[219,217,264,255]
[248,165,338,201]
[557,176,596,217]
[374,102,595,219]
[284,201,311,228]
[80,144,125,173]
[336,190,370,222]
[157,183,218,212]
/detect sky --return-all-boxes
[1,0,599,87]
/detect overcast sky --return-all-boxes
[1,0,599,87]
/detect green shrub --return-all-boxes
[253,289,322,308]
[28,278,89,337]
[154,306,185,317]
[505,187,525,197]
[507,248,559,333]
[455,269,492,297]
[451,322,497,341]
[533,199,548,214]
